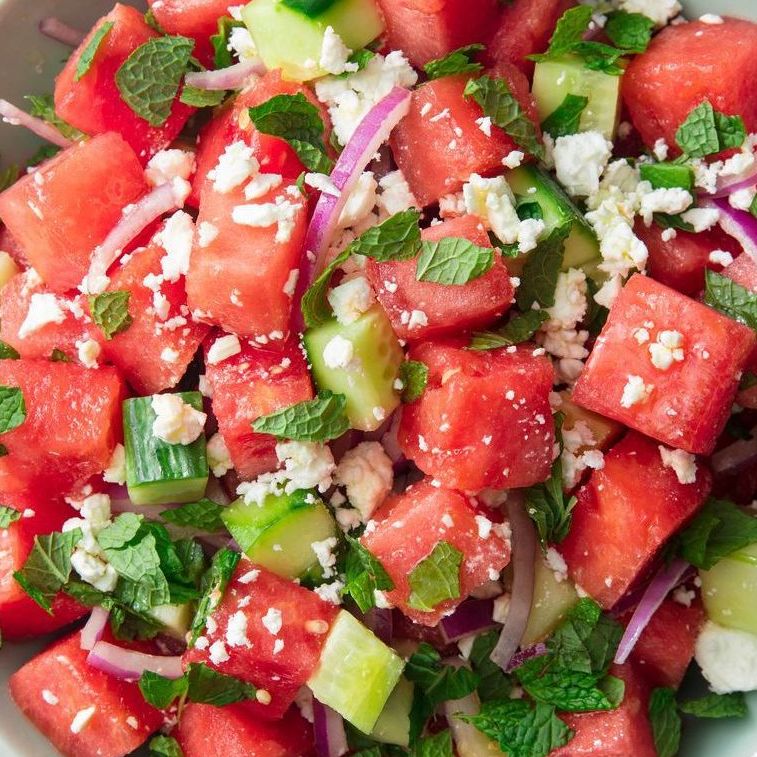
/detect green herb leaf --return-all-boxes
[248,93,333,173]
[349,208,422,261]
[516,202,544,222]
[751,193,757,220]
[415,238,494,285]
[190,548,240,644]
[143,9,166,34]
[423,44,485,81]
[0,505,21,528]
[407,541,463,612]
[185,662,256,705]
[139,670,189,709]
[704,270,757,330]
[252,390,349,442]
[210,16,245,69]
[469,630,513,702]
[541,94,588,138]
[516,225,571,310]
[413,730,454,757]
[161,499,225,532]
[50,348,71,362]
[88,291,133,340]
[540,5,593,53]
[639,162,694,191]
[464,76,545,160]
[149,734,184,757]
[280,0,339,16]
[469,310,549,351]
[604,11,654,53]
[679,691,747,719]
[180,86,226,108]
[115,36,194,126]
[405,643,479,705]
[675,101,746,158]
[301,248,349,328]
[75,21,114,81]
[653,212,695,232]
[0,164,20,192]
[97,512,143,550]
[342,536,394,613]
[26,145,59,167]
[399,360,428,403]
[0,341,20,360]
[25,94,85,141]
[649,688,681,757]
[0,386,26,434]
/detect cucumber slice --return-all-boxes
[506,164,601,276]
[532,55,622,140]
[242,0,385,81]
[701,543,757,635]
[0,252,19,291]
[123,393,209,506]
[221,490,338,579]
[371,677,412,747]
[308,610,405,733]
[148,603,193,639]
[303,305,403,432]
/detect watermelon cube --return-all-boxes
[572,274,756,455]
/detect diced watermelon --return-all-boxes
[9,632,163,757]
[97,239,210,394]
[183,564,338,719]
[552,663,656,757]
[390,71,539,207]
[360,479,511,626]
[560,432,710,609]
[203,336,313,479]
[0,359,124,495]
[636,220,742,296]
[398,339,555,490]
[176,703,314,757]
[54,4,195,161]
[483,0,576,76]
[0,133,147,292]
[365,215,514,340]
[187,179,308,341]
[622,17,757,152]
[572,274,755,455]
[0,494,86,640]
[375,0,499,68]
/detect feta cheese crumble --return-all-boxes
[151,394,207,446]
[328,276,376,325]
[207,334,242,365]
[620,375,654,408]
[553,132,613,198]
[18,292,66,339]
[207,432,234,477]
[334,441,393,520]
[658,445,697,484]
[648,330,685,371]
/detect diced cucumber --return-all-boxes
[123,393,208,506]
[303,305,403,432]
[559,390,624,451]
[221,489,338,579]
[701,543,757,635]
[532,55,622,140]
[242,0,385,81]
[506,164,601,276]
[149,603,193,639]
[0,252,19,291]
[371,677,412,747]
[308,610,405,733]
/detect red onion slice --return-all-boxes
[710,427,757,474]
[440,599,498,644]
[291,86,412,332]
[0,99,73,149]
[313,699,349,757]
[362,607,393,645]
[87,640,184,682]
[185,59,266,91]
[39,17,85,47]
[489,495,536,671]
[712,167,757,199]
[703,197,757,263]
[80,606,109,651]
[614,558,690,665]
[505,642,548,673]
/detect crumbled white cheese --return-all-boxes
[377,170,417,216]
[658,445,697,484]
[76,339,101,369]
[41,690,59,706]
[209,141,259,194]
[226,611,251,648]
[197,221,219,248]
[209,640,230,665]
[151,394,207,446]
[156,211,195,282]
[18,292,66,338]
[339,172,378,227]
[227,26,258,61]
[648,329,684,371]
[699,13,724,24]
[327,276,375,325]
[102,443,126,485]
[334,441,393,520]
[311,536,339,578]
[653,139,669,162]
[232,195,302,243]
[618,0,681,26]
[207,334,242,365]
[545,548,568,582]
[70,706,96,734]
[709,249,734,267]
[145,149,196,187]
[553,132,613,197]
[695,621,757,693]
[207,432,234,477]
[261,607,283,635]
[319,26,358,75]
[640,188,693,226]
[323,334,359,370]
[463,173,520,245]
[313,580,345,605]
[620,375,654,408]
[305,172,340,197]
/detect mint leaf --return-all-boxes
[27,145,59,167]
[280,0,339,16]
[115,36,194,126]
[406,643,479,705]
[653,212,695,232]
[75,21,114,81]
[88,290,133,340]
[639,162,694,191]
[25,94,85,141]
[415,238,494,285]
[540,5,593,53]
[516,225,570,310]
[469,630,514,702]
[210,16,244,69]
[604,11,654,53]
[301,248,350,328]
[0,342,19,360]
[679,691,747,719]
[97,513,143,550]
[407,541,462,612]
[649,688,681,757]
[143,9,166,34]
[186,662,256,705]
[675,101,746,158]
[148,734,184,757]
[253,391,349,442]
[423,44,484,81]
[139,670,189,709]
[469,310,549,351]
[460,700,572,757]
[50,348,71,362]
[161,499,225,532]
[413,730,454,757]
[677,497,757,570]
[190,548,240,644]
[248,93,333,173]
[541,94,588,137]
[0,386,26,434]
[348,208,422,262]
[180,86,226,108]
[0,505,21,528]
[399,360,428,403]
[704,270,757,330]
[464,75,544,160]
[0,164,20,192]
[343,537,394,613]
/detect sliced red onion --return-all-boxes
[0,99,73,149]
[185,59,266,91]
[712,166,757,199]
[704,197,757,263]
[363,607,393,645]
[39,17,85,47]
[440,599,498,644]
[489,495,536,671]
[505,642,548,673]
[80,606,109,651]
[291,86,412,332]
[87,640,184,682]
[312,699,349,757]
[614,558,690,665]
[710,428,757,474]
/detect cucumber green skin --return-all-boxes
[507,164,602,277]
[532,55,622,140]
[371,677,413,747]
[221,490,338,579]
[308,610,405,733]
[304,305,403,432]
[701,543,757,635]
[123,392,209,506]
[243,0,385,81]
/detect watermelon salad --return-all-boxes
[1,0,757,755]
